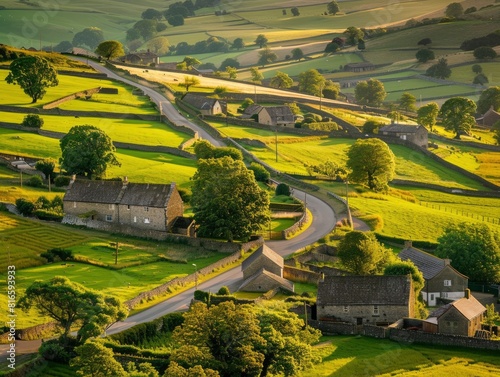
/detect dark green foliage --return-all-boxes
[354,79,386,107]
[249,162,270,182]
[22,114,44,128]
[142,8,163,20]
[219,58,240,70]
[460,30,500,51]
[217,286,230,295]
[168,15,185,26]
[34,209,64,221]
[417,38,432,46]
[362,120,383,134]
[291,7,300,16]
[255,34,268,48]
[35,158,56,181]
[426,57,451,79]
[473,46,498,60]
[327,1,340,15]
[177,188,191,204]
[26,175,43,188]
[275,183,291,196]
[472,64,482,74]
[16,198,35,215]
[41,248,73,262]
[39,339,73,363]
[194,289,210,302]
[473,73,489,85]
[193,140,243,160]
[35,196,51,209]
[416,48,435,63]
[54,175,71,187]
[477,86,500,114]
[445,2,463,18]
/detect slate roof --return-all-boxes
[317,275,412,306]
[241,244,283,271]
[379,124,423,134]
[182,93,219,111]
[120,183,173,208]
[427,294,485,321]
[399,247,446,280]
[63,180,124,204]
[265,106,295,123]
[242,104,263,117]
[239,268,294,292]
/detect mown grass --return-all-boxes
[307,335,500,377]
[450,61,500,87]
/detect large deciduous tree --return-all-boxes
[445,2,464,18]
[426,57,451,79]
[473,46,497,60]
[72,27,104,50]
[439,97,477,139]
[343,26,364,46]
[415,48,435,63]
[346,138,395,191]
[327,1,340,15]
[146,36,170,55]
[231,37,245,50]
[354,78,386,107]
[17,276,128,344]
[270,71,293,89]
[70,340,128,377]
[255,34,268,48]
[191,156,270,241]
[417,102,439,132]
[59,125,120,179]
[477,86,500,114]
[250,66,264,84]
[338,231,394,275]
[6,56,58,103]
[291,47,304,61]
[435,222,500,283]
[258,47,277,67]
[298,69,325,96]
[35,158,56,182]
[95,40,124,60]
[399,92,417,112]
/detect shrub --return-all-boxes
[303,122,339,131]
[249,162,270,182]
[473,46,498,60]
[35,196,51,209]
[39,339,74,363]
[275,183,291,196]
[22,114,44,128]
[217,286,230,295]
[362,120,383,134]
[15,198,35,216]
[54,175,71,187]
[41,248,73,262]
[194,290,210,302]
[214,86,227,95]
[26,175,43,188]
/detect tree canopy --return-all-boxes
[70,340,128,377]
[250,66,264,83]
[416,48,435,63]
[417,102,439,132]
[327,1,340,15]
[59,125,120,179]
[354,78,386,107]
[17,276,128,344]
[6,56,58,103]
[426,57,451,79]
[270,71,293,89]
[146,36,170,55]
[436,222,500,283]
[477,86,500,114]
[445,2,464,18]
[95,40,124,60]
[439,97,477,139]
[298,69,325,96]
[258,47,277,66]
[399,92,417,112]
[231,37,245,50]
[346,138,395,191]
[473,46,498,60]
[291,48,304,61]
[255,34,268,48]
[343,26,364,46]
[191,156,270,241]
[72,27,104,50]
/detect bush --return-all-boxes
[194,290,210,302]
[249,162,270,182]
[22,114,44,128]
[217,286,230,295]
[39,340,72,363]
[362,120,383,134]
[303,122,338,131]
[275,183,291,196]
[473,46,498,60]
[35,196,51,209]
[214,86,227,95]
[41,248,73,262]
[26,175,43,188]
[54,175,71,187]
[15,198,35,216]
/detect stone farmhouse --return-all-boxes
[182,93,224,115]
[242,105,295,127]
[63,177,183,232]
[239,244,294,292]
[424,290,486,337]
[379,124,428,148]
[476,106,500,128]
[316,275,414,325]
[399,241,468,306]
[120,51,160,66]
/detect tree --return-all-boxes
[164,362,220,377]
[477,86,500,114]
[95,40,124,60]
[250,66,263,84]
[231,37,245,50]
[399,92,417,112]
[417,102,439,132]
[436,222,500,283]
[439,97,477,139]
[70,340,127,377]
[327,1,340,15]
[343,26,364,46]
[472,64,483,74]
[59,125,120,179]
[22,114,44,128]
[426,57,451,79]
[133,19,158,40]
[258,47,277,66]
[191,156,270,241]
[473,46,498,60]
[354,78,386,107]
[168,14,185,26]
[337,231,393,275]
[17,277,128,344]
[183,76,200,91]
[417,38,432,46]
[362,120,382,134]
[270,71,293,89]
[291,48,304,61]
[290,7,300,16]
[483,304,500,332]
[219,58,240,70]
[141,8,163,20]
[255,34,268,48]
[445,2,464,18]
[249,163,270,182]
[35,158,56,182]
[346,138,395,191]
[146,36,170,55]
[72,27,104,50]
[357,39,366,50]
[6,56,58,103]
[473,73,489,85]
[298,69,325,96]
[225,66,237,79]
[182,56,201,70]
[415,48,435,63]
[322,80,340,99]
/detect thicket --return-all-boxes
[460,30,500,51]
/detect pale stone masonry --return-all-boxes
[63,177,183,232]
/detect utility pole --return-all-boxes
[115,241,119,265]
[345,179,353,229]
[275,128,278,162]
[192,263,198,291]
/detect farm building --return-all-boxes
[242,105,295,127]
[379,124,428,148]
[399,241,468,306]
[63,177,183,232]
[344,62,375,72]
[239,244,294,292]
[316,275,414,325]
[120,51,160,66]
[181,93,224,115]
[476,106,500,128]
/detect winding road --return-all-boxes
[1,60,338,357]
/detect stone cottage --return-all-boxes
[424,290,486,337]
[120,51,160,66]
[242,105,295,127]
[182,93,223,115]
[63,177,183,232]
[476,106,500,128]
[239,244,294,292]
[399,241,468,306]
[379,124,428,148]
[316,275,414,325]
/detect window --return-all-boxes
[144,218,150,224]
[444,280,452,286]
[108,204,115,210]
[73,201,77,208]
[127,205,130,210]
[144,206,149,212]
[343,306,349,313]
[373,305,379,315]
[106,215,113,222]
[133,216,137,223]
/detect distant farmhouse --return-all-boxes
[476,106,500,128]
[63,177,183,232]
[242,105,295,127]
[316,275,414,325]
[239,244,294,293]
[379,124,428,148]
[182,93,224,116]
[399,241,468,306]
[120,51,160,66]
[343,62,375,72]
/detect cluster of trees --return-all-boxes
[15,195,63,220]
[172,36,230,56]
[460,30,500,51]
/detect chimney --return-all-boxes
[465,288,470,299]
[443,258,451,266]
[404,240,412,249]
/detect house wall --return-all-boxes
[426,266,467,302]
[410,127,428,148]
[241,274,286,292]
[166,186,184,230]
[317,304,411,325]
[258,110,273,125]
[117,204,167,232]
[439,308,470,336]
[64,201,118,223]
[243,255,282,280]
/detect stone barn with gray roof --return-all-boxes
[317,275,414,325]
[63,177,183,232]
[242,105,295,127]
[182,93,223,115]
[379,124,428,148]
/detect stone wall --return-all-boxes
[284,266,322,284]
[282,211,308,239]
[308,320,357,335]
[42,87,102,109]
[362,324,387,338]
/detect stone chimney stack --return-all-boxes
[465,288,470,299]
[443,258,451,266]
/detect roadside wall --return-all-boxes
[284,266,322,284]
[42,87,102,109]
